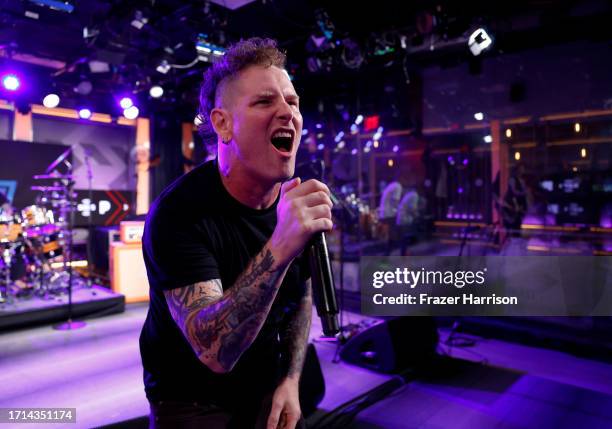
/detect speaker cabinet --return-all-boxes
[340,317,439,374]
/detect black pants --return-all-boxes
[149,393,307,429]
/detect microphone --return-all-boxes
[307,232,340,337]
[295,159,340,337]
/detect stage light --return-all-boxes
[316,123,323,129]
[301,129,309,136]
[354,114,364,125]
[317,143,324,151]
[350,124,359,134]
[364,146,371,153]
[119,97,133,109]
[316,133,324,139]
[2,74,20,91]
[483,135,492,143]
[78,108,92,119]
[392,145,399,153]
[581,148,587,158]
[43,93,60,108]
[474,112,484,121]
[131,10,149,30]
[156,60,171,74]
[334,131,344,142]
[123,105,139,119]
[388,159,394,167]
[574,122,581,133]
[515,151,521,161]
[506,128,512,138]
[373,140,379,148]
[468,28,492,56]
[149,85,164,98]
[337,141,345,149]
[573,166,578,172]
[351,148,358,155]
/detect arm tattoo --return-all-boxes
[280,279,312,380]
[164,248,289,372]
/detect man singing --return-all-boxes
[140,38,333,428]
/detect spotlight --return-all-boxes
[574,122,581,133]
[78,108,92,119]
[43,93,60,108]
[474,112,484,121]
[2,75,20,91]
[468,28,492,56]
[354,114,364,125]
[156,60,171,74]
[317,143,324,151]
[483,135,492,143]
[334,131,344,142]
[131,10,149,30]
[149,85,164,98]
[514,151,521,161]
[581,148,587,158]
[123,105,139,120]
[119,97,133,109]
[505,128,512,138]
[388,159,394,167]
[392,145,399,153]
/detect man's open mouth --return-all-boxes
[270,130,294,153]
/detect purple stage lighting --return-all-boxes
[2,74,20,91]
[78,108,92,119]
[119,97,133,109]
[392,145,399,153]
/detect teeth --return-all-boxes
[272,131,292,139]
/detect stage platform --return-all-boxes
[0,285,125,332]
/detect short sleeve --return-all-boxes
[143,207,220,291]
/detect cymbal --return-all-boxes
[33,174,73,180]
[31,186,65,191]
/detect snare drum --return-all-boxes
[41,232,63,260]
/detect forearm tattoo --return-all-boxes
[164,248,287,372]
[280,280,312,380]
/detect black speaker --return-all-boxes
[340,317,439,374]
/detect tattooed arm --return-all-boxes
[165,243,290,373]
[280,279,312,381]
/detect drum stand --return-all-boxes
[0,242,21,305]
[52,167,86,330]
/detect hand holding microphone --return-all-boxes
[269,176,340,338]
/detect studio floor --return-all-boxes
[1,303,612,429]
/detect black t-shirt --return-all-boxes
[139,159,308,411]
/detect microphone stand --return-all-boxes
[53,153,86,331]
[84,149,94,290]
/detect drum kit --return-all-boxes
[0,161,85,305]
